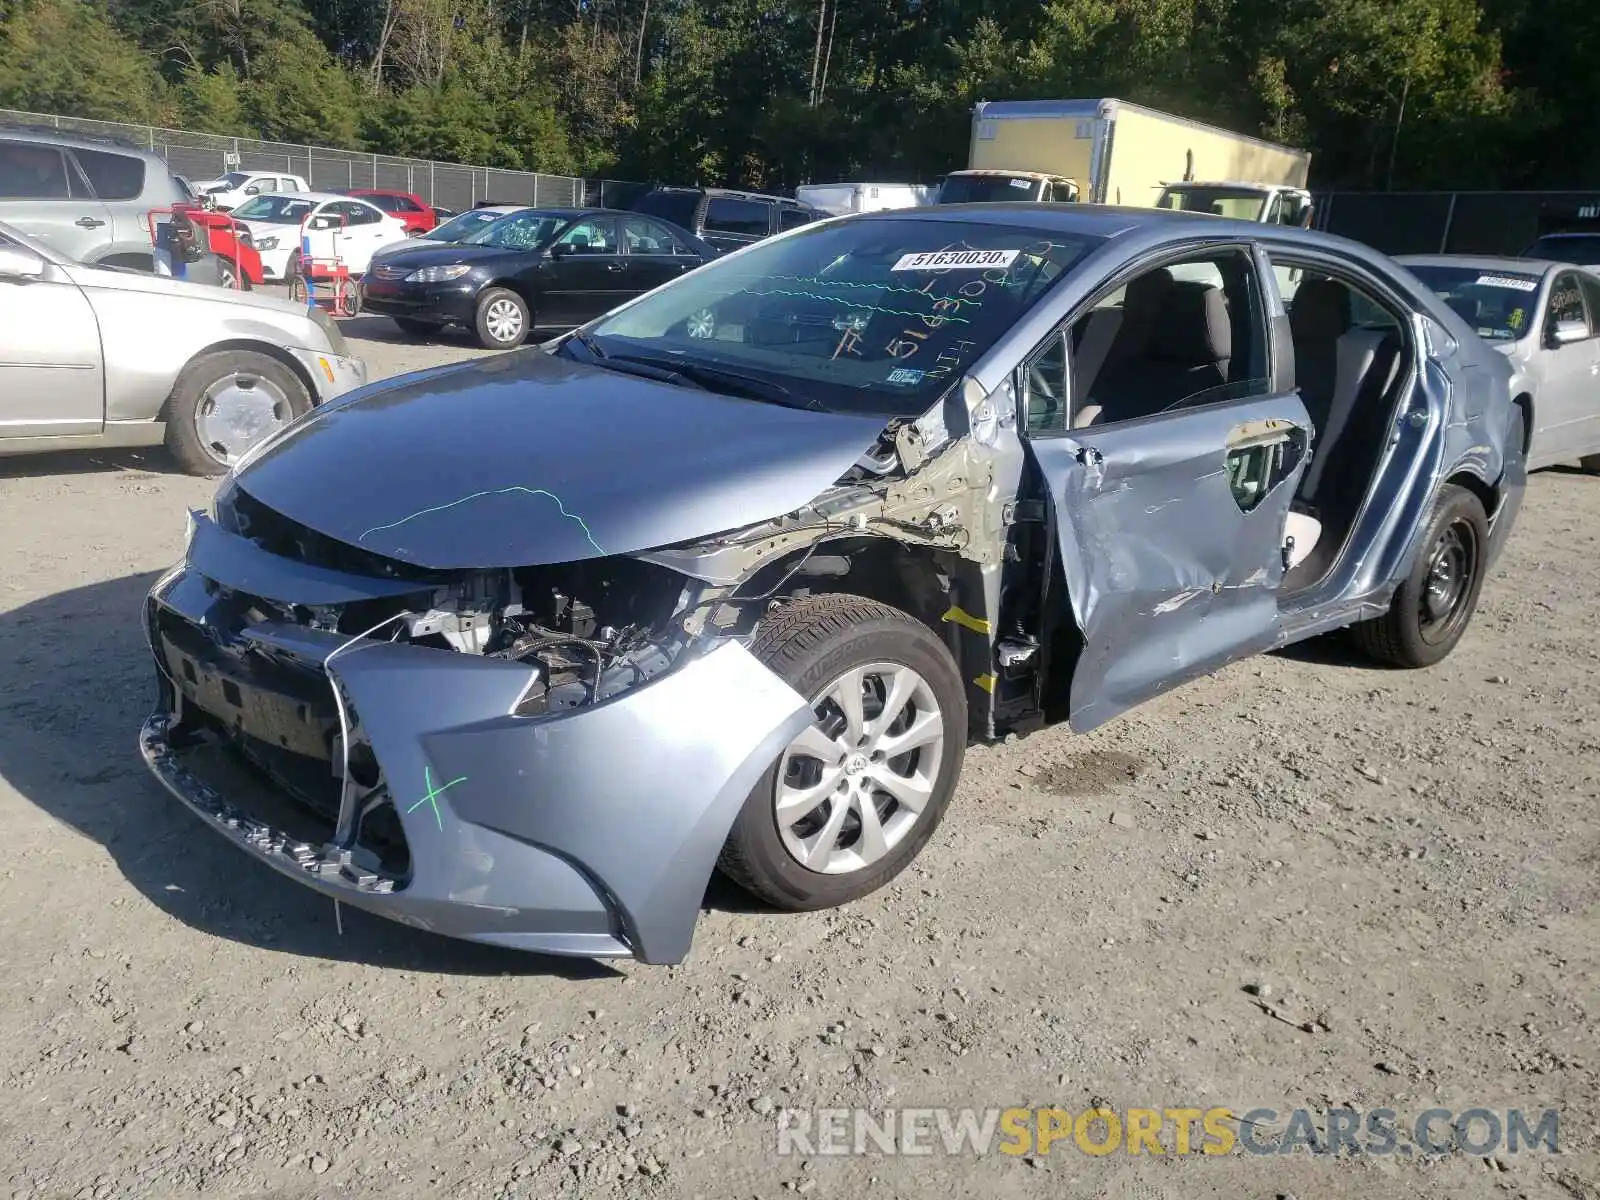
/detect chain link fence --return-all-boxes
[1315,189,1600,257]
[1,107,646,213]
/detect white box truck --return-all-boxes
[795,182,938,216]
[938,98,1313,225]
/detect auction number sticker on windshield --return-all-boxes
[892,249,1020,272]
[1475,273,1539,292]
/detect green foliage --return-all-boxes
[0,0,167,122]
[0,0,1590,189]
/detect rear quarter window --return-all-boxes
[72,148,147,201]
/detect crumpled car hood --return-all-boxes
[231,349,891,570]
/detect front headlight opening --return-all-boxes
[255,236,278,250]
[406,264,472,283]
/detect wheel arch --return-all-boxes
[741,535,986,736]
[156,340,319,422]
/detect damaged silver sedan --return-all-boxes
[140,206,1525,964]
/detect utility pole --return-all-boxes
[808,0,827,106]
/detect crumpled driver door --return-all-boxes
[1028,393,1312,732]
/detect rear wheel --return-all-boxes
[1349,483,1489,667]
[717,595,967,910]
[163,350,311,477]
[474,287,530,348]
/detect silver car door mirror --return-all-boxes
[0,245,46,280]
[1549,318,1589,347]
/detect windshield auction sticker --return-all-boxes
[892,249,1020,272]
[1474,274,1539,291]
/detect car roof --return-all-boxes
[645,184,808,206]
[240,191,368,206]
[1528,231,1600,240]
[848,202,1228,238]
[1398,253,1558,272]
[0,125,166,161]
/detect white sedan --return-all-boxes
[229,192,410,281]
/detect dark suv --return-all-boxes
[627,186,821,254]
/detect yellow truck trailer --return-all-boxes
[939,98,1313,224]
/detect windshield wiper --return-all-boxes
[567,329,608,359]
[609,353,823,410]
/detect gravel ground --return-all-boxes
[1,318,1597,1200]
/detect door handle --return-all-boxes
[605,262,625,273]
[75,216,106,228]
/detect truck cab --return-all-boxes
[1155,181,1314,227]
[936,170,1080,205]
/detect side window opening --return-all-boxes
[1269,257,1412,586]
[1547,273,1589,339]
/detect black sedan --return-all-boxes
[360,207,714,348]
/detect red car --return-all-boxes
[335,189,438,235]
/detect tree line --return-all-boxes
[0,0,1594,192]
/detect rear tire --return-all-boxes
[163,350,311,477]
[473,287,530,348]
[717,595,967,911]
[1349,483,1489,668]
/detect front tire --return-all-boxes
[474,287,530,348]
[163,350,311,477]
[718,595,967,910]
[1350,483,1489,667]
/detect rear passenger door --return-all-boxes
[0,139,113,261]
[620,215,699,295]
[70,146,154,260]
[1020,246,1313,732]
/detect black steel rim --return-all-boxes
[1418,518,1478,644]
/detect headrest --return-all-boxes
[1290,279,1353,341]
[1123,267,1176,316]
[1154,285,1231,363]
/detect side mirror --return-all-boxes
[307,215,337,231]
[1549,318,1589,347]
[0,244,46,280]
[244,186,260,196]
[549,241,575,258]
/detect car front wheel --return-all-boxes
[1350,482,1489,667]
[718,594,967,910]
[474,287,530,348]
[163,349,311,476]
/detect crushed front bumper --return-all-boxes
[139,514,811,964]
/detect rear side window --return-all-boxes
[778,206,812,231]
[72,148,146,201]
[0,141,72,199]
[704,196,771,237]
[634,191,699,228]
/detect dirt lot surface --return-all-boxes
[1,316,1597,1200]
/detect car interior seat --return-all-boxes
[1080,284,1232,425]
[1071,267,1178,426]
[1286,278,1353,437]
[1297,318,1399,504]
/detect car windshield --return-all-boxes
[938,175,1045,204]
[428,209,507,241]
[1406,264,1542,341]
[1524,234,1600,265]
[583,217,1097,416]
[1157,187,1269,220]
[460,211,567,249]
[232,195,318,224]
